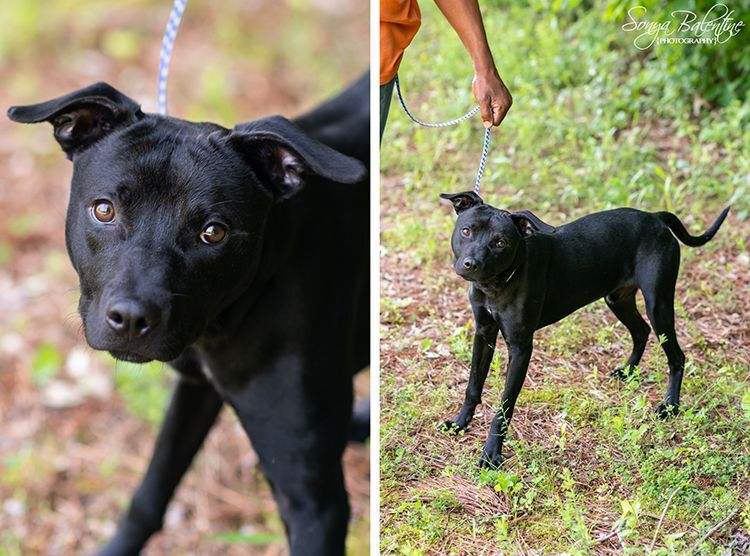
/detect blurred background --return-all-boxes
[0,0,368,554]
[381,0,748,554]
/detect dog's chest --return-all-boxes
[473,284,541,342]
[194,346,260,392]
[476,284,518,316]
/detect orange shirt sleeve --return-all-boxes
[380,0,422,85]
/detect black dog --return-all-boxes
[439,191,728,469]
[8,73,369,555]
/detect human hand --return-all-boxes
[472,70,512,128]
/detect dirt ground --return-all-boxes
[0,1,369,554]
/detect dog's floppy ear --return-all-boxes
[439,191,484,214]
[7,82,142,160]
[511,210,556,237]
[228,115,366,201]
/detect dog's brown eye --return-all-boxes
[200,223,227,245]
[91,200,115,223]
[495,239,507,248]
[461,227,471,238]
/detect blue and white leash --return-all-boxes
[156,4,492,191]
[394,75,491,194]
[157,0,188,115]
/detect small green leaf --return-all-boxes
[741,388,750,422]
[101,29,140,61]
[210,532,284,545]
[31,343,62,385]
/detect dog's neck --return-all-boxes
[474,240,526,297]
[200,196,306,341]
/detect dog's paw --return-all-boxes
[655,402,679,419]
[477,448,503,469]
[610,366,635,382]
[438,419,467,435]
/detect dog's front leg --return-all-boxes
[96,375,223,556]
[479,341,532,468]
[442,309,499,434]
[228,360,351,556]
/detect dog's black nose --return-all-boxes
[106,299,161,337]
[462,257,478,272]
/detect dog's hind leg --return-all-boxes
[605,287,651,380]
[98,374,224,556]
[640,250,685,418]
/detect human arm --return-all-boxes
[433,0,512,127]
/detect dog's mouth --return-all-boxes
[80,302,194,364]
[455,263,510,284]
[85,330,193,364]
[455,265,477,281]
[108,350,154,364]
[455,262,480,281]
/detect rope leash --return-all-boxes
[394,75,491,194]
[156,6,491,191]
[157,0,188,115]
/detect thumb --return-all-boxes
[478,96,493,128]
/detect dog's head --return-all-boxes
[8,82,365,363]
[440,191,554,283]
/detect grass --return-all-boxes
[380,2,750,554]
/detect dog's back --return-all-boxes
[294,71,369,167]
[535,207,726,326]
[294,72,370,372]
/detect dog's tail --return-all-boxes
[657,207,730,247]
